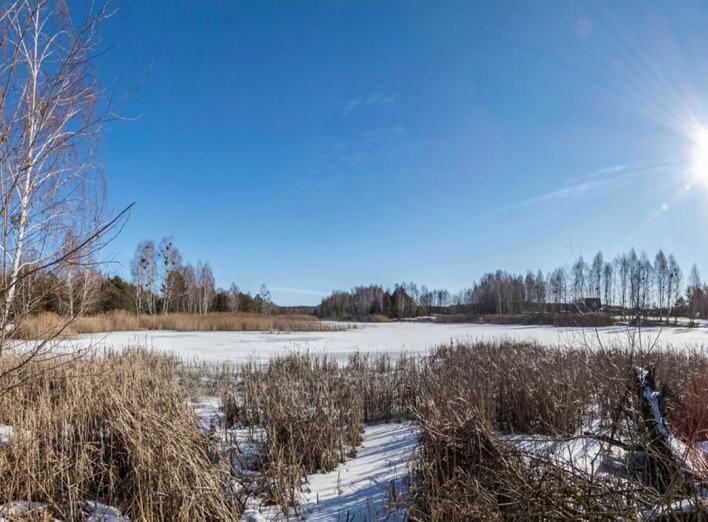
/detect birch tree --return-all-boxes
[654,250,668,322]
[180,263,198,314]
[130,247,144,315]
[227,283,240,312]
[0,1,127,358]
[158,236,181,314]
[259,283,272,315]
[617,254,630,317]
[133,240,157,315]
[197,261,214,314]
[667,255,681,324]
[591,251,603,301]
[688,264,701,323]
[603,261,613,309]
[572,256,587,304]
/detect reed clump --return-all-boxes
[406,342,708,520]
[225,352,418,512]
[407,396,653,521]
[0,348,236,521]
[233,354,364,511]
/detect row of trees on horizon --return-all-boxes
[315,248,708,322]
[13,243,708,324]
[9,237,278,319]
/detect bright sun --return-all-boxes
[693,128,708,178]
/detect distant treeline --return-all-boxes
[16,243,708,324]
[17,237,281,318]
[315,248,708,322]
[21,272,281,318]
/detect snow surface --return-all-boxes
[63,322,708,363]
[298,422,416,521]
[0,425,13,447]
[237,423,417,522]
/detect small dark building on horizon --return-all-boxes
[583,298,602,312]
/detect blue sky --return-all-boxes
[93,0,708,305]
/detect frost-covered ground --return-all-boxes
[64,322,708,363]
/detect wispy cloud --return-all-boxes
[338,98,361,117]
[270,287,329,296]
[588,164,628,177]
[497,163,640,213]
[308,125,420,187]
[334,91,396,118]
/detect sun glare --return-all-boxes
[693,128,708,178]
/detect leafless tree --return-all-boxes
[179,262,198,314]
[654,249,668,322]
[688,264,701,324]
[524,271,535,311]
[197,261,214,314]
[158,236,181,314]
[534,269,546,310]
[132,240,157,315]
[571,256,587,304]
[627,248,643,313]
[60,230,79,319]
[602,261,613,308]
[227,283,240,312]
[616,254,630,317]
[667,254,681,324]
[57,228,99,318]
[130,247,144,315]
[259,283,272,315]
[0,0,129,363]
[590,251,603,301]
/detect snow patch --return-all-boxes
[299,422,417,521]
[0,425,13,447]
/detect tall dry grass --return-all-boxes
[0,348,237,521]
[224,352,419,512]
[406,398,664,521]
[14,310,346,338]
[218,341,708,519]
[406,342,708,520]
[3,336,705,520]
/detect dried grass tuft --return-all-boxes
[0,348,237,521]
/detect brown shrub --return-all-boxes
[225,352,419,512]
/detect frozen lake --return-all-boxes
[66,322,708,364]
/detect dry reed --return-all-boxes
[0,348,237,521]
[4,336,707,520]
[407,342,708,520]
[14,310,346,339]
[224,352,418,512]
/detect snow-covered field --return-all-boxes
[66,322,708,364]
